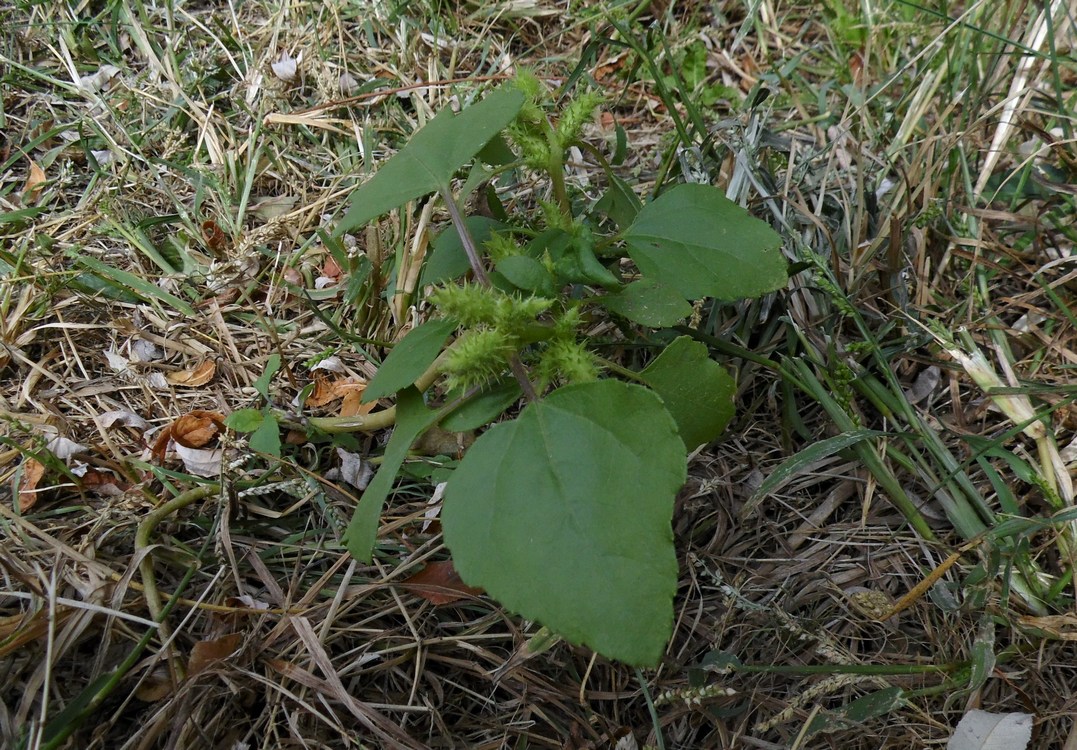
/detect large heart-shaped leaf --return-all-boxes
[337,86,524,234]
[624,183,787,301]
[640,336,734,449]
[442,380,686,666]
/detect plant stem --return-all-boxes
[440,185,490,286]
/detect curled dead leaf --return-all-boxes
[16,458,46,512]
[166,360,216,387]
[201,219,228,254]
[22,160,45,204]
[172,410,226,448]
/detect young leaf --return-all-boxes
[254,354,281,398]
[225,409,265,433]
[440,378,523,432]
[249,413,281,458]
[343,387,441,561]
[363,319,457,402]
[421,217,504,287]
[495,255,558,296]
[741,429,889,518]
[442,380,687,666]
[600,278,693,327]
[624,183,787,301]
[337,86,525,234]
[640,336,735,449]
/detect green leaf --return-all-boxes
[254,354,281,398]
[337,86,525,234]
[440,378,523,432]
[343,387,441,561]
[250,413,281,458]
[546,227,619,289]
[69,252,196,315]
[496,255,558,296]
[600,278,693,327]
[807,687,905,735]
[742,429,889,517]
[442,380,687,666]
[421,217,505,287]
[640,336,735,450]
[624,183,787,301]
[593,173,642,229]
[225,409,265,433]
[363,319,457,402]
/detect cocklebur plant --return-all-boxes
[331,78,788,667]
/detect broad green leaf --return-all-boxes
[363,319,457,402]
[440,378,522,432]
[601,278,693,327]
[344,387,441,561]
[254,354,281,398]
[496,255,558,296]
[741,429,889,518]
[442,380,687,666]
[225,409,265,433]
[337,86,525,234]
[640,336,734,450]
[624,183,787,301]
[420,217,505,287]
[250,414,281,458]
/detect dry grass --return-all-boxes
[2,0,1076,748]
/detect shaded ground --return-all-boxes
[2,1,1077,748]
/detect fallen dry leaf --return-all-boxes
[16,458,46,512]
[22,160,45,204]
[188,633,243,676]
[78,468,128,497]
[401,560,484,605]
[98,409,151,431]
[151,410,226,463]
[201,219,229,254]
[134,666,173,702]
[172,410,226,448]
[174,443,223,478]
[166,360,216,387]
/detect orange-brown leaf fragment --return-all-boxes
[188,632,243,675]
[17,458,46,511]
[201,219,228,254]
[171,410,226,448]
[22,160,45,204]
[166,360,216,387]
[402,560,484,605]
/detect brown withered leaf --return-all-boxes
[188,633,243,675]
[401,560,484,605]
[172,410,226,448]
[17,458,46,511]
[201,219,228,254]
[135,667,173,702]
[340,386,377,418]
[166,360,216,387]
[79,468,128,496]
[22,160,45,204]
